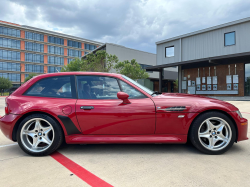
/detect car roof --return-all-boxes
[33,72,123,79]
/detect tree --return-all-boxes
[81,50,119,72]
[114,59,149,80]
[173,79,178,89]
[0,77,12,95]
[61,58,82,72]
[61,50,119,72]
[24,73,37,83]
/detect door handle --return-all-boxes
[80,106,94,110]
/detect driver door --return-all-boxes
[75,75,156,135]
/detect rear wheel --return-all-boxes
[17,114,63,156]
[190,111,236,155]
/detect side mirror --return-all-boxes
[117,92,131,104]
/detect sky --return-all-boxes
[1,0,250,53]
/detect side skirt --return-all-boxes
[65,134,187,144]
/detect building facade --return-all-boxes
[147,17,250,96]
[0,20,103,87]
[83,43,178,92]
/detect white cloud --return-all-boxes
[1,0,250,53]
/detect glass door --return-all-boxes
[245,63,250,96]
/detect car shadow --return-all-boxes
[58,142,246,156]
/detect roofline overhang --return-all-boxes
[146,51,250,71]
[156,17,250,45]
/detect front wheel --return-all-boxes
[189,111,236,155]
[17,114,64,156]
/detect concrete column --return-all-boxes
[178,65,182,93]
[159,69,163,93]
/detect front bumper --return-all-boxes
[0,114,21,141]
[229,112,248,142]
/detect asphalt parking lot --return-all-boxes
[0,97,250,187]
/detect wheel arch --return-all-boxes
[12,111,66,142]
[187,109,238,142]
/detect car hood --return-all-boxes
[151,93,238,113]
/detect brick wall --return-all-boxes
[64,58,67,66]
[81,51,84,56]
[20,30,25,38]
[20,41,25,50]
[182,62,244,96]
[64,39,67,46]
[44,45,48,53]
[81,43,84,49]
[64,48,67,56]
[44,35,48,42]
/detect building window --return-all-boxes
[48,45,64,55]
[67,49,81,57]
[25,53,44,63]
[25,31,44,42]
[165,46,174,57]
[25,64,44,73]
[25,42,44,52]
[0,73,20,82]
[0,49,20,61]
[224,31,235,46]
[48,36,64,45]
[48,66,62,73]
[48,56,64,65]
[67,58,74,64]
[0,62,20,71]
[67,40,81,48]
[0,26,20,38]
[84,44,96,50]
[0,37,20,49]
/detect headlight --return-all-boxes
[236,110,243,118]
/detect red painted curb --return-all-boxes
[50,151,113,187]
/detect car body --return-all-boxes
[0,72,248,156]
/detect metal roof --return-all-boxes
[156,17,250,45]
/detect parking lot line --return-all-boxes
[51,151,113,187]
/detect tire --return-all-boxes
[189,111,236,155]
[17,113,64,156]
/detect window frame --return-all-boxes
[165,46,175,57]
[224,31,236,46]
[23,75,77,99]
[75,75,148,100]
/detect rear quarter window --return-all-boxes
[24,76,76,98]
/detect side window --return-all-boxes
[77,76,120,99]
[119,81,146,99]
[24,76,75,98]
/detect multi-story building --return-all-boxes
[0,20,103,87]
[147,17,250,96]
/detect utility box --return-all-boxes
[226,75,232,84]
[197,85,201,91]
[212,76,217,84]
[202,85,206,90]
[233,84,238,90]
[213,85,217,90]
[207,85,211,90]
[227,84,232,90]
[233,75,239,83]
[207,77,212,84]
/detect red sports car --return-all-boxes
[0,72,248,156]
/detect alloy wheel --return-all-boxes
[198,117,232,151]
[20,118,55,153]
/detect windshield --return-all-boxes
[122,75,154,95]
